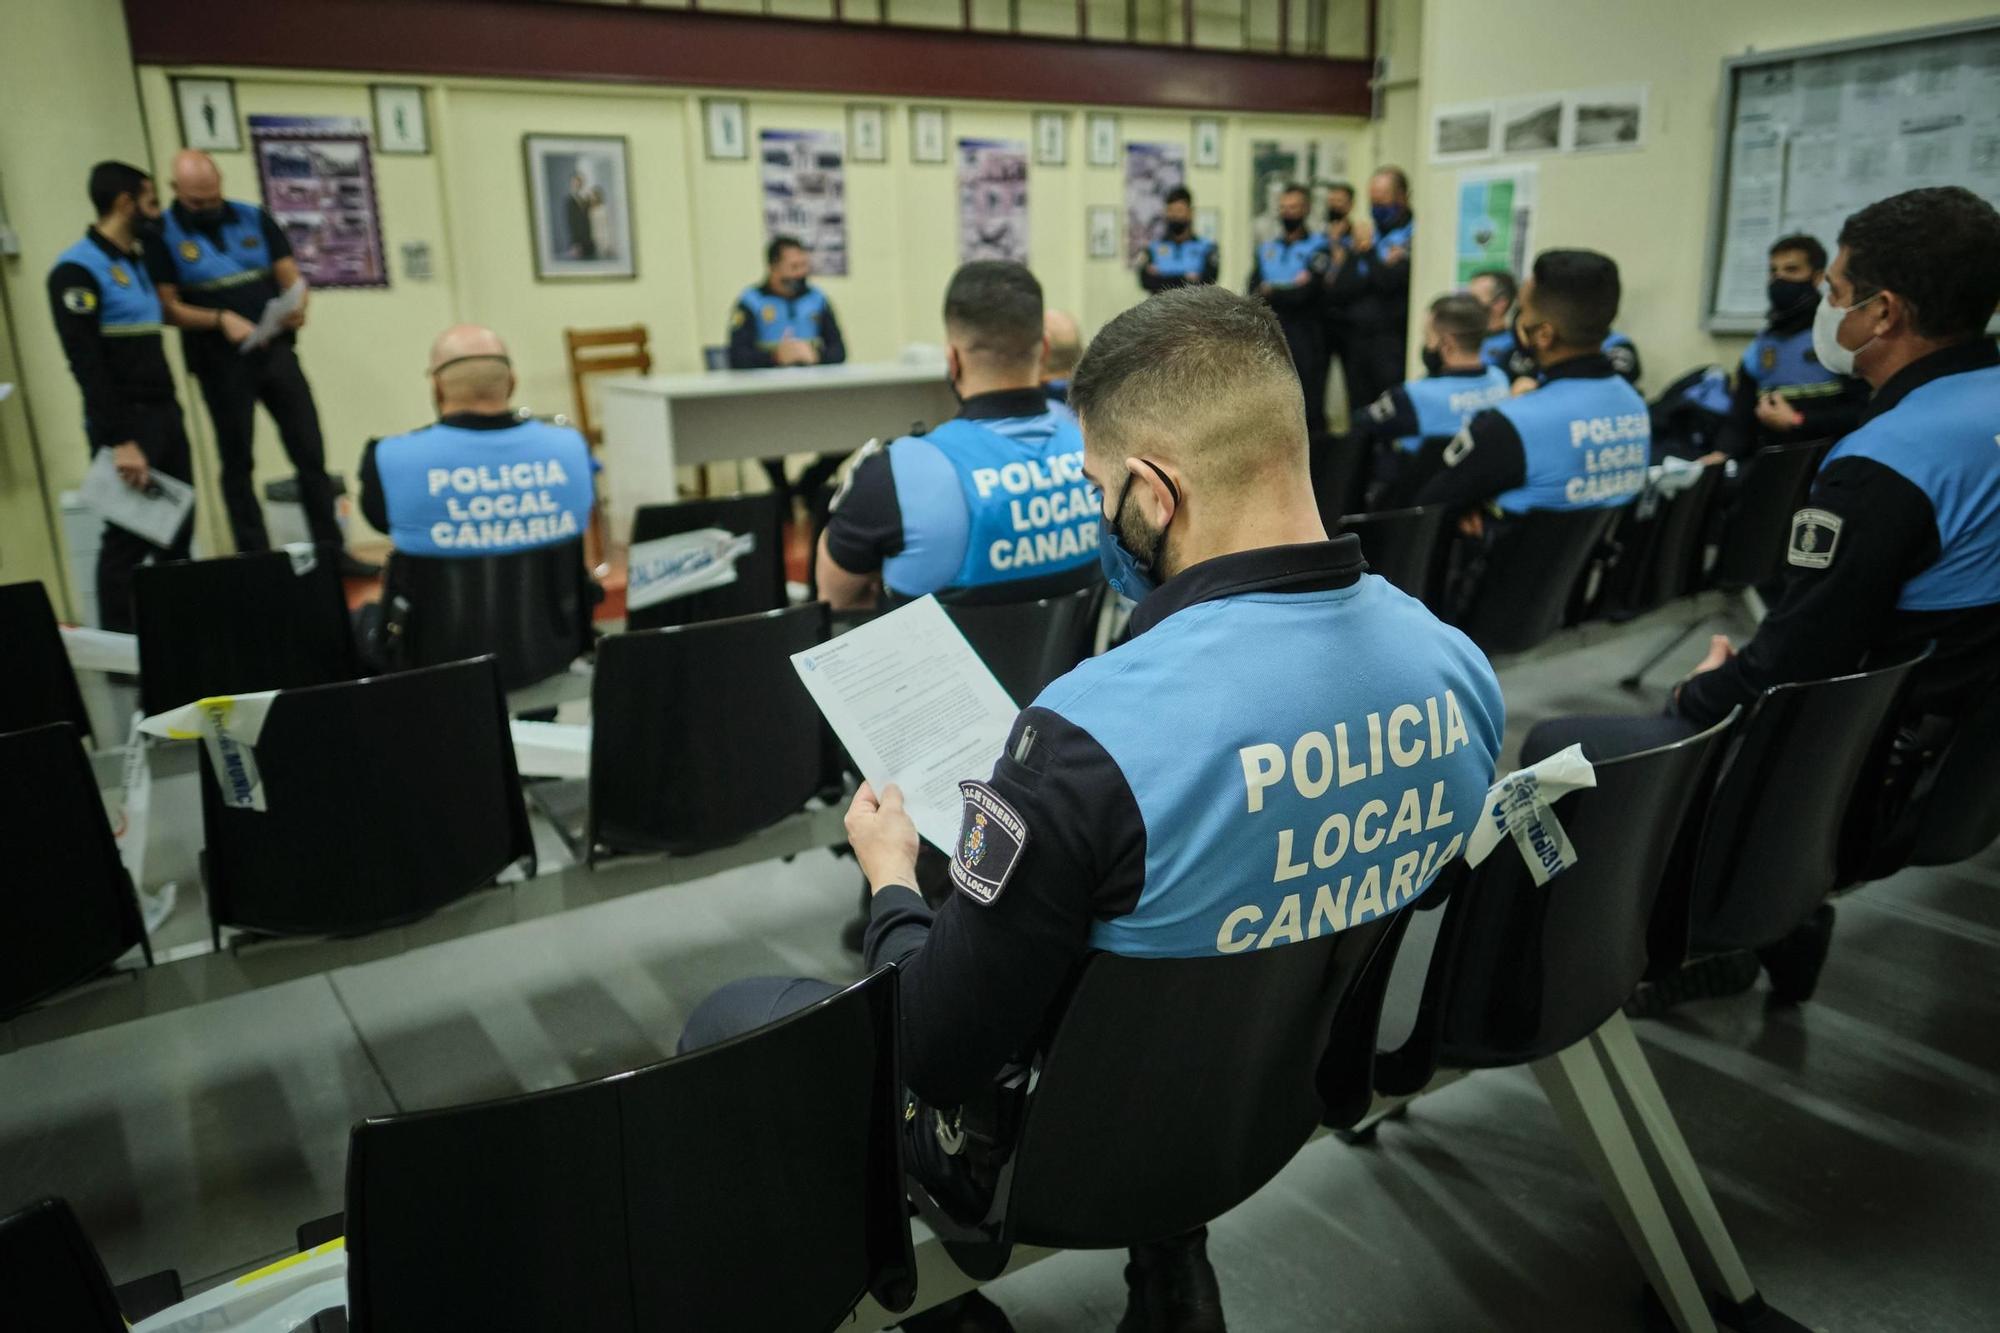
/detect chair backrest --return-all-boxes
[996,912,1405,1249]
[1708,438,1830,592]
[1643,464,1725,608]
[134,550,359,717]
[1407,715,1734,1074]
[1681,650,1925,956]
[200,657,533,938]
[1457,507,1621,655]
[938,582,1103,707]
[1909,684,2000,867]
[384,540,592,692]
[565,325,652,446]
[0,580,92,743]
[0,1197,126,1331]
[626,494,787,632]
[588,604,829,856]
[0,723,149,1020]
[345,968,913,1333]
[1336,505,1448,604]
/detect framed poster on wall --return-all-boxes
[174,78,240,152]
[523,134,636,281]
[249,115,387,288]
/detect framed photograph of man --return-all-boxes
[372,85,429,155]
[704,98,749,161]
[174,78,241,152]
[523,135,635,281]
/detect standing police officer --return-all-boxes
[682,285,1505,1332]
[1339,167,1417,415]
[1710,233,1867,462]
[1355,292,1511,509]
[817,262,1097,610]
[148,151,365,573]
[47,161,193,634]
[728,234,849,508]
[1138,186,1218,294]
[1250,183,1332,436]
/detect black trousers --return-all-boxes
[96,400,195,635]
[1339,329,1407,423]
[761,453,849,512]
[189,338,340,553]
[1276,315,1328,439]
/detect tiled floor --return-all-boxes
[6,605,1997,1329]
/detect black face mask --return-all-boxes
[1281,216,1306,236]
[1512,320,1540,370]
[1767,277,1817,317]
[1420,346,1444,376]
[1326,206,1348,223]
[1165,219,1190,238]
[182,204,228,228]
[134,213,165,241]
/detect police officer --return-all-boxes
[1709,233,1867,462]
[1041,308,1082,408]
[1319,179,1365,419]
[817,262,1097,610]
[1355,292,1511,509]
[1339,167,1418,416]
[47,161,193,634]
[1250,183,1332,436]
[728,234,848,507]
[148,151,367,574]
[1137,186,1218,293]
[681,286,1506,1333]
[1477,263,1642,389]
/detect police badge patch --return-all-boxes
[1788,507,1842,569]
[62,287,98,314]
[950,780,1028,905]
[180,241,201,262]
[1759,345,1777,374]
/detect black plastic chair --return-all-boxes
[0,581,93,743]
[1906,685,2000,866]
[1,723,151,1020]
[587,604,829,858]
[381,540,594,692]
[0,1196,128,1331]
[199,657,534,942]
[939,582,1103,707]
[344,968,913,1333]
[1335,505,1448,604]
[1707,439,1831,593]
[913,910,1410,1278]
[134,550,359,717]
[1457,507,1621,656]
[626,494,787,632]
[1640,466,1725,610]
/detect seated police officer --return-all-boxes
[1708,232,1868,463]
[727,235,848,507]
[1412,249,1650,615]
[817,262,1097,611]
[1354,292,1511,509]
[1466,267,1518,359]
[1476,262,1642,389]
[1138,186,1219,294]
[682,285,1506,1333]
[1041,307,1082,408]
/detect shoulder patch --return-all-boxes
[1366,392,1399,424]
[950,780,1029,906]
[1442,426,1475,467]
[240,235,261,249]
[62,287,98,315]
[1788,507,1843,569]
[731,307,747,329]
[179,240,201,262]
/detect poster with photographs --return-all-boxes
[1124,141,1186,263]
[1566,85,1647,152]
[761,129,847,276]
[523,134,635,281]
[1430,100,1495,164]
[1248,139,1348,246]
[1498,96,1564,155]
[248,116,387,289]
[957,139,1029,264]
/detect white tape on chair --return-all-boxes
[139,691,280,812]
[1465,744,1596,886]
[131,1239,347,1332]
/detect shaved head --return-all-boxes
[428,324,514,412]
[1043,309,1082,378]
[171,150,223,208]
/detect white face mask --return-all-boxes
[1811,288,1882,377]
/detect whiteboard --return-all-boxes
[1702,18,2000,332]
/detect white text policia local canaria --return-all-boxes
[1219,689,1477,954]
[970,451,1100,572]
[423,461,580,550]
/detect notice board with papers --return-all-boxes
[1702,18,2000,333]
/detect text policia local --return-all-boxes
[1220,689,1477,954]
[424,461,581,550]
[970,452,1100,572]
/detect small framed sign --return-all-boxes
[174,77,241,152]
[1087,205,1118,259]
[1034,112,1067,167]
[848,104,888,163]
[1086,113,1119,167]
[1192,117,1222,169]
[911,107,948,165]
[703,98,749,161]
[372,85,429,155]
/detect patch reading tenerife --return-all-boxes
[951,780,1028,906]
[1788,506,1843,569]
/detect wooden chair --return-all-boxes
[564,325,653,446]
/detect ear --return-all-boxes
[1874,290,1908,338]
[1125,455,1180,523]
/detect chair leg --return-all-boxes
[1619,619,1702,692]
[1532,1040,1716,1333]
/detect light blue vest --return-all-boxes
[1491,373,1650,514]
[1821,363,2000,612]
[1038,574,1504,958]
[1478,330,1516,367]
[1148,236,1216,277]
[883,413,1098,596]
[1741,326,1837,395]
[373,419,594,558]
[158,201,272,293]
[53,235,160,334]
[739,284,829,349]
[1397,367,1511,452]
[1256,233,1328,285]
[1355,217,1415,279]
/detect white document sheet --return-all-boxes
[790,595,1019,852]
[80,446,195,548]
[240,279,306,353]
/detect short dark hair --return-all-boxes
[1839,187,2000,341]
[943,261,1044,366]
[1164,186,1192,208]
[1769,233,1826,272]
[1372,165,1410,197]
[88,161,150,217]
[766,235,805,267]
[1280,182,1309,202]
[1528,249,1620,349]
[1469,267,1518,310]
[1325,180,1355,198]
[1429,293,1489,353]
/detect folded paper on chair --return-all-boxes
[139,691,280,812]
[1465,744,1595,886]
[131,1237,347,1332]
[625,527,756,612]
[80,446,196,548]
